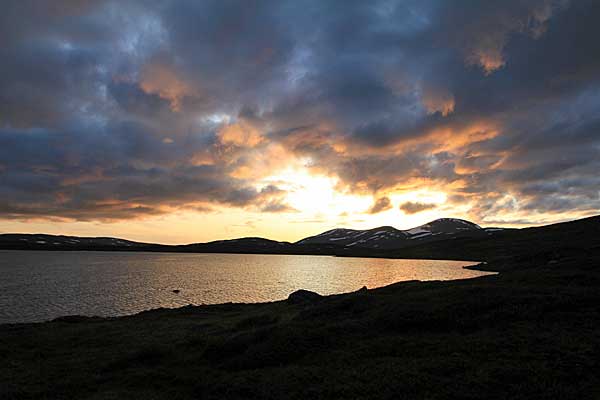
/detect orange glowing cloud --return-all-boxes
[422,122,500,154]
[463,1,564,75]
[229,143,294,180]
[454,151,507,175]
[468,48,506,74]
[422,85,455,116]
[218,121,264,147]
[140,63,198,112]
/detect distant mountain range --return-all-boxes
[2,216,599,265]
[297,218,506,249]
[0,217,511,255]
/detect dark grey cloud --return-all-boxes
[400,202,438,215]
[0,125,290,220]
[0,0,599,222]
[367,197,392,214]
[261,201,297,213]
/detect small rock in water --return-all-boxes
[172,289,181,294]
[287,289,322,304]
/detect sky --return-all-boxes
[1,0,599,244]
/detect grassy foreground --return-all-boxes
[2,252,600,399]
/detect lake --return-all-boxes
[0,250,494,324]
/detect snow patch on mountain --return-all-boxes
[407,227,428,235]
[409,232,432,239]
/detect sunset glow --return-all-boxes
[261,168,372,215]
[1,1,599,244]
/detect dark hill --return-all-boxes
[179,237,292,253]
[390,215,600,271]
[0,233,152,251]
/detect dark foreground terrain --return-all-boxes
[2,217,600,399]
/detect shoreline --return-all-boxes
[2,255,598,399]
[0,246,484,263]
[0,257,494,327]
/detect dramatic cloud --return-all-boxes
[0,0,599,229]
[368,197,393,214]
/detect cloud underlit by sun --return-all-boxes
[260,168,372,216]
[0,0,599,243]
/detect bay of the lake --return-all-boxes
[0,250,494,324]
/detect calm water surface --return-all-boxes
[0,250,493,324]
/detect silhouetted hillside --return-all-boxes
[390,215,600,270]
[296,218,489,249]
[1,216,598,267]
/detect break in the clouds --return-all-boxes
[1,0,599,228]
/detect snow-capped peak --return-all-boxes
[296,218,482,249]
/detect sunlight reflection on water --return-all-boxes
[0,251,494,323]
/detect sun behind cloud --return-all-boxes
[260,168,372,216]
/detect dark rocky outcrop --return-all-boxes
[287,289,322,304]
